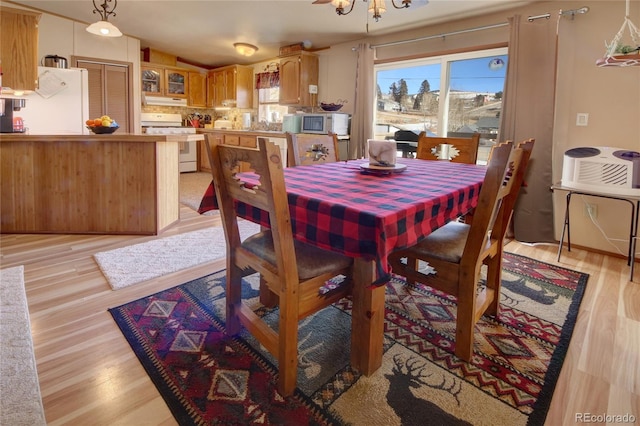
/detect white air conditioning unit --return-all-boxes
[561,146,640,196]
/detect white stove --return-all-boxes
[141,113,197,172]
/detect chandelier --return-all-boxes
[330,0,412,22]
[86,0,122,37]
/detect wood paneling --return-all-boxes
[0,135,187,234]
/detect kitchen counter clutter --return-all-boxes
[0,133,203,235]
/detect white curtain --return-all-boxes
[499,14,558,243]
[349,43,374,159]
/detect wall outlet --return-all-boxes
[583,202,598,219]
[308,84,318,94]
[576,113,589,126]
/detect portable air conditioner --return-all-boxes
[561,146,640,196]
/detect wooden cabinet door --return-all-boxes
[165,68,188,98]
[188,72,206,107]
[279,56,301,105]
[0,7,40,91]
[223,68,236,102]
[213,70,226,106]
[279,53,318,106]
[141,65,163,95]
[235,66,254,109]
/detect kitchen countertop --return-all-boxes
[196,128,286,138]
[0,133,204,142]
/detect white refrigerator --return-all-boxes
[19,67,89,135]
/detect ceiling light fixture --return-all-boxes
[234,43,258,57]
[86,0,122,37]
[330,0,411,22]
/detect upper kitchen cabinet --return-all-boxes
[165,68,188,98]
[279,52,318,106]
[141,65,163,95]
[188,71,207,108]
[141,64,188,99]
[207,65,253,108]
[0,6,41,91]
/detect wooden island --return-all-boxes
[0,133,203,235]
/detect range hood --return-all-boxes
[142,94,187,107]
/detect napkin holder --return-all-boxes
[368,139,397,166]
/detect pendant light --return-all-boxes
[86,0,122,37]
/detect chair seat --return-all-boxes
[408,221,470,263]
[243,230,353,280]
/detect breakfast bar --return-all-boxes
[0,133,203,235]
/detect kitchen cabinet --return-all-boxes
[0,6,40,91]
[165,68,188,98]
[188,71,207,107]
[279,52,318,106]
[141,65,163,95]
[207,65,253,108]
[199,133,222,173]
[141,64,188,99]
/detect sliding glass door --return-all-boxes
[374,47,508,163]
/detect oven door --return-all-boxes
[179,140,197,172]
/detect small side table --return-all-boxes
[551,183,640,281]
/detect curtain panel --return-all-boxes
[255,71,279,89]
[499,14,558,243]
[350,43,374,160]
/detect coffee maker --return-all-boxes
[0,98,27,133]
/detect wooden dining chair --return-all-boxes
[208,137,353,396]
[286,132,339,166]
[389,138,535,361]
[416,133,481,164]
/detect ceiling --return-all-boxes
[10,0,533,68]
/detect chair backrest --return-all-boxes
[286,132,339,166]
[490,138,535,241]
[416,133,481,164]
[210,137,297,277]
[460,140,522,263]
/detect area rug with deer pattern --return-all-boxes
[109,252,588,425]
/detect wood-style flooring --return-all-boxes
[1,206,638,425]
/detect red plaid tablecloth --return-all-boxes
[199,158,486,285]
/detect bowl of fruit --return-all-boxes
[86,116,119,134]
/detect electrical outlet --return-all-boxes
[583,202,598,219]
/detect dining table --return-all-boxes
[198,157,487,375]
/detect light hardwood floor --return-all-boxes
[1,206,638,425]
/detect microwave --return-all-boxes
[301,113,349,135]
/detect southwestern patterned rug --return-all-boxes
[109,253,588,425]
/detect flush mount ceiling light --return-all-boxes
[86,0,122,37]
[234,43,258,57]
[313,0,413,22]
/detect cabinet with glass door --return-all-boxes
[141,65,163,96]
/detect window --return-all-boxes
[258,87,288,123]
[374,47,508,163]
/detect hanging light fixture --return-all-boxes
[86,0,122,37]
[328,0,412,22]
[234,43,258,57]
